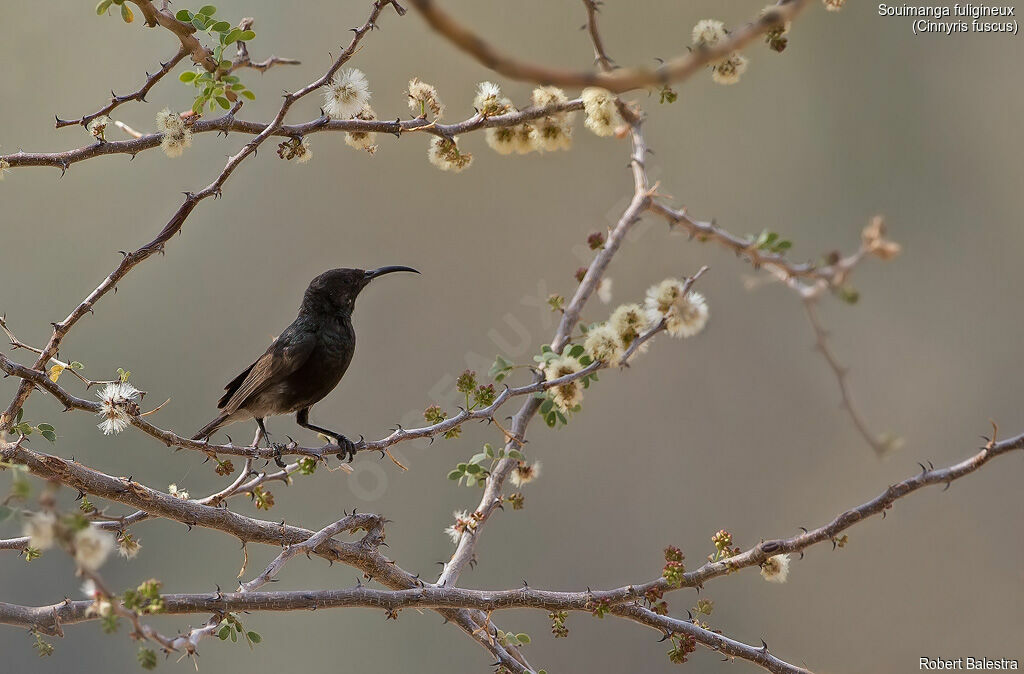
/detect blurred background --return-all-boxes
[1,1,1022,672]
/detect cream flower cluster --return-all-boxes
[156,109,192,158]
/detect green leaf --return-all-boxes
[229,628,237,642]
[224,28,243,43]
[216,96,231,109]
[447,470,463,481]
[218,625,230,640]
[211,20,231,32]
[464,464,481,475]
[539,399,553,415]
[120,3,133,22]
[96,0,113,15]
[544,411,557,428]
[568,344,584,359]
[469,452,488,465]
[199,5,217,16]
[507,449,524,461]
[41,431,57,443]
[175,9,192,21]
[240,90,256,100]
[516,633,531,644]
[238,30,256,41]
[246,631,261,644]
[36,424,54,432]
[179,71,197,83]
[192,16,208,30]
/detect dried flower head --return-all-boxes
[96,381,140,435]
[584,323,624,363]
[610,303,651,350]
[156,109,192,158]
[582,87,623,137]
[861,216,902,260]
[324,68,371,119]
[74,526,115,571]
[823,0,846,11]
[0,159,9,180]
[474,81,511,117]
[692,19,727,49]
[88,116,111,141]
[407,77,444,118]
[712,53,749,85]
[644,279,709,338]
[168,484,190,500]
[510,460,541,487]
[277,136,312,162]
[117,532,142,560]
[428,136,473,172]
[345,105,378,154]
[22,511,57,551]
[543,350,583,412]
[760,553,791,583]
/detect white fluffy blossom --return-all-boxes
[168,483,190,500]
[543,350,583,412]
[96,381,140,435]
[644,279,709,338]
[428,136,473,172]
[582,88,623,137]
[760,553,791,583]
[73,526,115,570]
[532,86,574,152]
[485,126,517,155]
[324,69,371,119]
[512,124,539,154]
[156,109,192,158]
[22,511,57,550]
[510,460,541,487]
[823,0,846,11]
[583,323,624,363]
[473,82,510,117]
[692,19,727,48]
[712,53,749,85]
[444,510,476,544]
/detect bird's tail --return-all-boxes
[192,412,230,441]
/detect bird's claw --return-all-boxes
[334,434,358,463]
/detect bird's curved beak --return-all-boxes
[364,265,420,280]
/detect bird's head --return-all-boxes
[302,266,420,316]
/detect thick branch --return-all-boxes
[409,0,805,93]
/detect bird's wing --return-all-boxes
[217,330,316,414]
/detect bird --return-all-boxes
[191,266,419,462]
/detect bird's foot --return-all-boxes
[270,442,292,469]
[330,434,364,463]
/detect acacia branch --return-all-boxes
[408,0,805,93]
[1,100,584,171]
